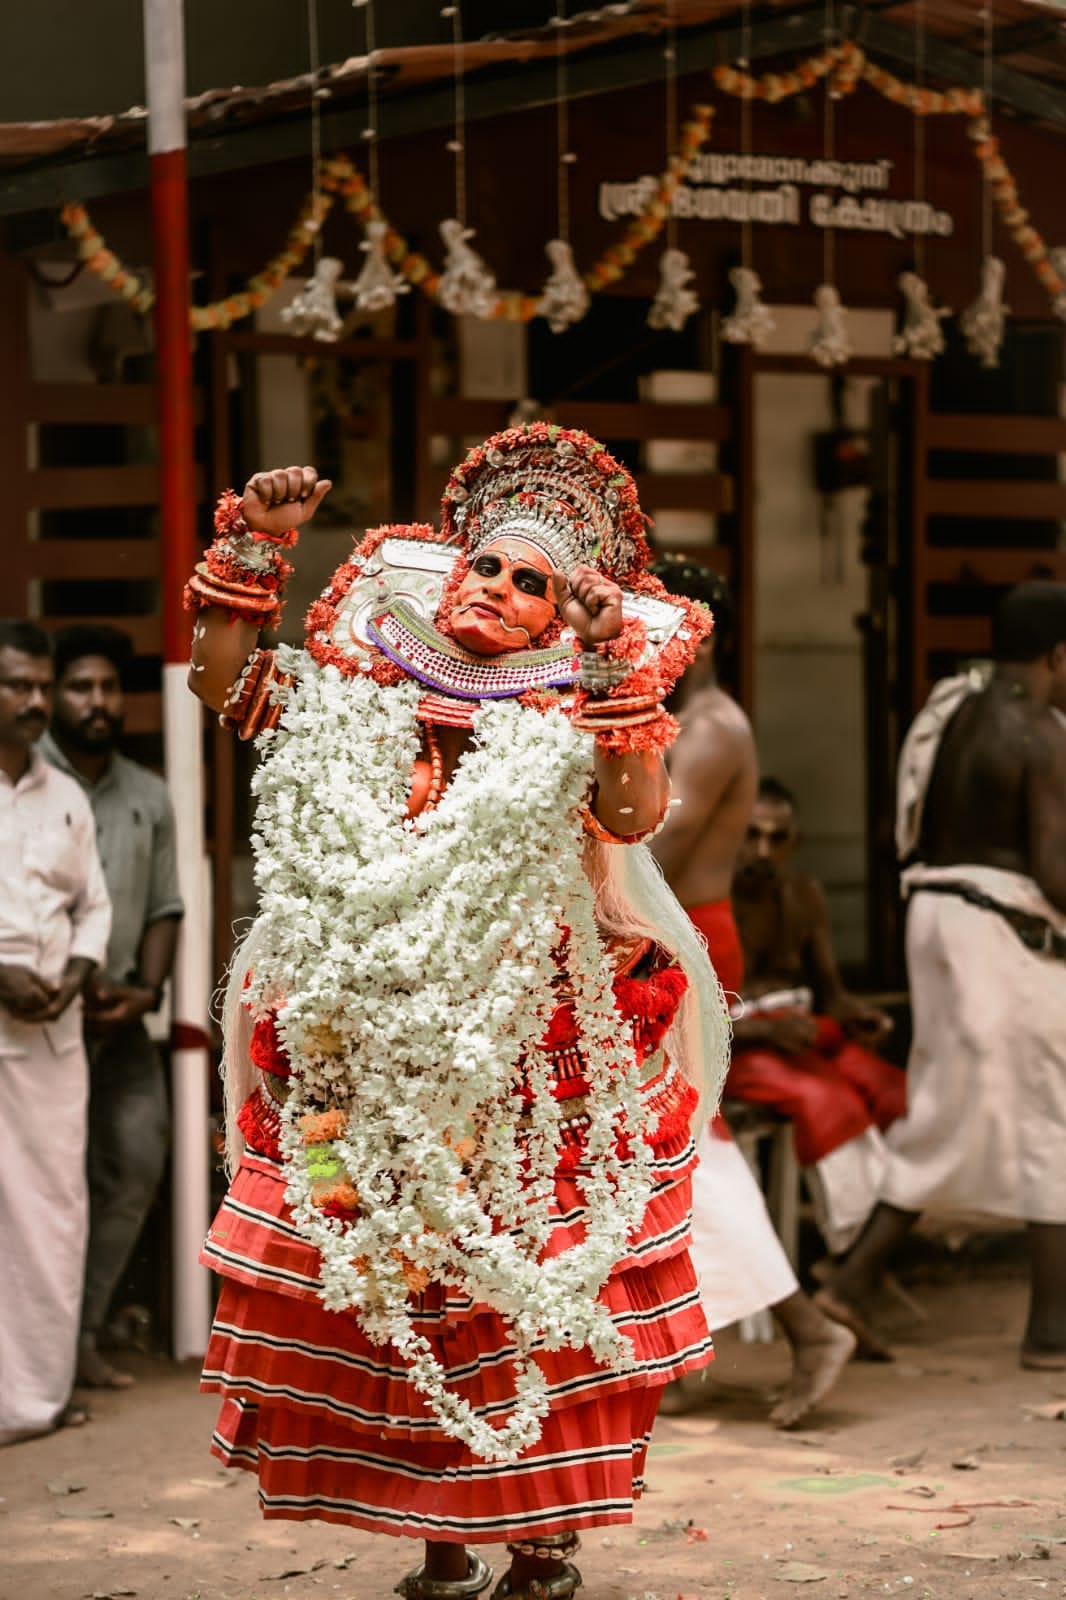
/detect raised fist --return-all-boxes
[242,466,332,540]
[551,564,624,646]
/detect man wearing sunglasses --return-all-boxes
[727,777,906,1277]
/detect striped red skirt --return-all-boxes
[200,1071,712,1543]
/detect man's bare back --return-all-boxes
[922,676,1066,913]
[652,684,758,906]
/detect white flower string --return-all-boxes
[350,0,409,314]
[282,0,345,341]
[538,3,590,333]
[721,0,775,348]
[648,0,699,333]
[893,0,948,361]
[437,2,498,315]
[246,662,655,1461]
[961,10,1006,368]
[808,6,851,369]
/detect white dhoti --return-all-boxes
[881,864,1066,1225]
[0,1020,89,1446]
[688,1124,798,1331]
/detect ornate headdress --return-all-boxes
[441,422,652,581]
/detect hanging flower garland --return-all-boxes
[322,103,715,320]
[59,189,334,332]
[57,41,1066,330]
[246,660,656,1461]
[709,39,1066,319]
[968,116,1066,306]
[56,104,713,334]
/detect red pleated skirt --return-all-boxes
[201,1075,712,1542]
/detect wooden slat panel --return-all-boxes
[553,401,732,443]
[422,398,732,444]
[29,540,159,580]
[924,616,993,655]
[27,384,205,427]
[41,615,162,653]
[925,549,1066,584]
[635,472,734,514]
[927,414,1066,456]
[925,479,1066,519]
[27,463,205,509]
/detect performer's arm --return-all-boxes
[553,565,669,837]
[187,467,332,713]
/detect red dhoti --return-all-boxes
[728,1017,906,1166]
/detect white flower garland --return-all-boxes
[246,658,656,1461]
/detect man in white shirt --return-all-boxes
[0,619,111,1445]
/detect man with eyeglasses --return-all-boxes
[0,619,111,1444]
[652,562,857,1428]
[728,777,906,1282]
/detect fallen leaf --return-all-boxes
[169,1517,200,1531]
[57,1508,113,1519]
[778,1562,829,1583]
[88,1591,137,1598]
[890,1449,926,1470]
[1021,1401,1066,1422]
[261,1569,313,1581]
[47,1479,86,1495]
[188,1476,236,1489]
[951,1456,980,1470]
[685,1526,708,1542]
[904,1485,938,1498]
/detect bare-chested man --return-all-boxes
[820,581,1066,1367]
[652,558,855,1427]
[727,778,907,1262]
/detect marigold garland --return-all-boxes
[56,40,1066,329]
[60,189,333,332]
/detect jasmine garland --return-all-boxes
[244,659,656,1461]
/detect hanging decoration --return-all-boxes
[351,218,410,314]
[538,3,590,334]
[647,0,698,334]
[435,2,498,317]
[280,0,346,341]
[281,255,349,340]
[960,13,1005,368]
[721,265,775,347]
[58,32,1066,337]
[809,284,852,369]
[890,0,948,363]
[349,0,409,315]
[893,269,949,359]
[960,255,1008,368]
[437,217,498,317]
[648,248,701,333]
[720,0,775,348]
[808,4,851,369]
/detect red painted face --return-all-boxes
[449,538,558,656]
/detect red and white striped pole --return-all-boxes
[144,0,212,1360]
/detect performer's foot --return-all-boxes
[395,1550,493,1597]
[1020,1344,1066,1371]
[770,1321,856,1428]
[495,1533,582,1598]
[812,1288,895,1362]
[76,1348,135,1389]
[56,1401,92,1429]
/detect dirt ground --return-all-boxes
[3,1264,1066,1600]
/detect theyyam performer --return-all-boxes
[185,423,730,1600]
